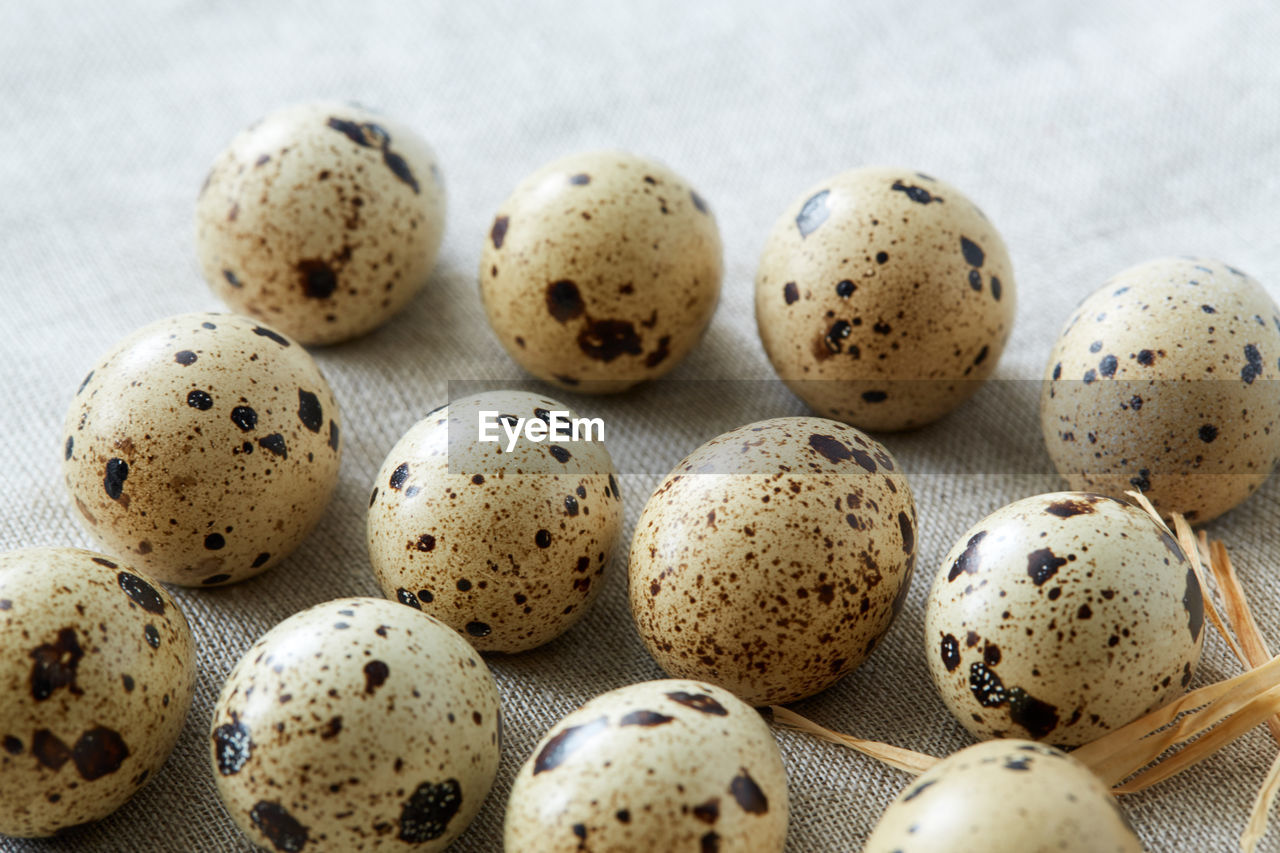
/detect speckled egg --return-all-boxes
[1041,257,1280,524]
[755,167,1016,431]
[629,417,916,704]
[0,547,195,837]
[209,597,500,852]
[504,679,787,852]
[367,390,623,652]
[479,150,722,392]
[924,491,1204,747]
[864,739,1141,853]
[62,312,341,586]
[195,101,446,345]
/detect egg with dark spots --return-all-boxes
[865,739,1141,852]
[0,548,195,837]
[196,102,446,345]
[755,167,1016,431]
[629,416,916,704]
[367,391,622,652]
[924,492,1203,746]
[504,680,787,852]
[61,313,341,586]
[1041,257,1280,523]
[210,598,500,852]
[479,151,722,392]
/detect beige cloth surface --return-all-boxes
[2,1,1280,850]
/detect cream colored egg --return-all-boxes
[1041,257,1280,523]
[0,548,195,837]
[62,312,341,586]
[865,739,1142,853]
[629,417,916,704]
[210,598,500,852]
[196,101,446,345]
[755,167,1015,431]
[367,390,623,652]
[479,150,722,393]
[504,679,787,852]
[924,492,1203,747]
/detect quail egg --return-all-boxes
[629,416,916,704]
[924,491,1204,746]
[865,739,1142,853]
[209,597,501,852]
[504,679,787,852]
[479,150,722,392]
[1041,257,1280,523]
[62,312,341,586]
[367,390,623,652]
[0,547,195,837]
[196,101,446,345]
[755,167,1015,431]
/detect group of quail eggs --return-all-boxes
[2,99,1276,852]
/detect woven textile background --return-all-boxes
[3,1,1280,850]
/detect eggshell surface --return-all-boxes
[367,390,623,652]
[0,547,196,837]
[196,101,446,344]
[209,597,501,852]
[479,150,722,392]
[62,312,342,586]
[629,416,916,704]
[864,739,1142,853]
[755,167,1015,431]
[924,491,1203,746]
[504,679,787,853]
[1041,257,1280,523]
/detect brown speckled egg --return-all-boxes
[479,150,722,393]
[629,417,916,704]
[1041,257,1280,524]
[0,547,195,837]
[195,102,446,345]
[367,390,623,652]
[755,167,1015,431]
[62,312,341,586]
[210,597,500,852]
[504,679,787,852]
[865,739,1141,853]
[924,491,1204,747]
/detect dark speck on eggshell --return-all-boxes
[960,237,985,268]
[728,769,768,814]
[1026,548,1067,586]
[1183,568,1204,642]
[251,326,290,347]
[947,531,987,582]
[250,801,309,853]
[363,660,389,694]
[534,716,609,774]
[213,719,253,776]
[398,779,463,843]
[666,691,728,715]
[103,458,129,500]
[117,572,165,614]
[390,463,410,490]
[297,390,323,432]
[795,190,830,238]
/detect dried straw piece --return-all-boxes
[767,706,939,775]
[1072,655,1280,788]
[1202,537,1280,743]
[1244,752,1280,852]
